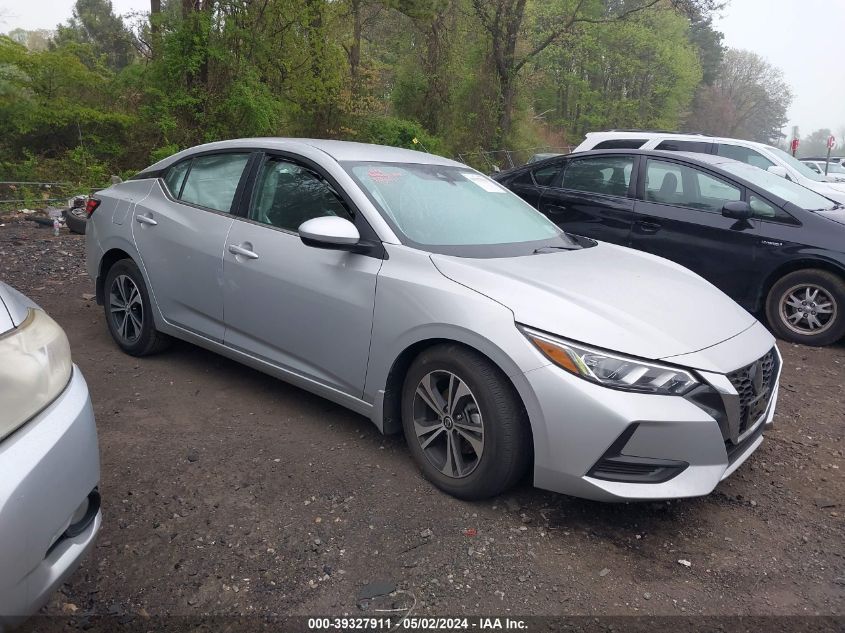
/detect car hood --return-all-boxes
[813,181,845,203]
[816,207,845,226]
[431,242,756,361]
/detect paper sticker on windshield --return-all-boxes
[368,168,403,184]
[462,172,507,193]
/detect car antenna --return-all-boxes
[411,137,430,153]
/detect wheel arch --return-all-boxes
[377,336,535,465]
[757,258,845,312]
[96,247,135,305]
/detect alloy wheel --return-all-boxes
[109,274,144,344]
[412,370,484,479]
[779,283,837,335]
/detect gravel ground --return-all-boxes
[2,218,843,629]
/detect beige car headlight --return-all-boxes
[0,308,72,441]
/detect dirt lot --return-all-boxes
[2,219,843,626]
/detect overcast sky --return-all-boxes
[2,0,844,140]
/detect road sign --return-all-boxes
[828,135,837,150]
[791,138,800,155]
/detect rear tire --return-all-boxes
[765,269,845,346]
[64,207,87,234]
[401,344,531,500]
[103,259,171,356]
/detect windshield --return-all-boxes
[766,146,826,181]
[720,162,837,210]
[343,161,577,256]
[820,162,845,175]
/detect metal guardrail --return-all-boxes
[457,146,574,171]
[0,181,95,210]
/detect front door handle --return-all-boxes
[545,204,569,215]
[636,220,661,234]
[228,243,259,260]
[136,214,157,226]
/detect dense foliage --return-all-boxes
[0,0,748,188]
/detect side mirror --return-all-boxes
[299,216,361,250]
[767,165,788,178]
[722,201,753,220]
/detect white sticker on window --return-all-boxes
[462,172,507,193]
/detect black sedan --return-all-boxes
[495,149,845,346]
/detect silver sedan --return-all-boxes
[85,139,780,501]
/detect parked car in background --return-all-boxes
[800,159,845,183]
[86,138,780,502]
[0,283,101,628]
[526,152,564,165]
[802,156,843,165]
[573,131,845,205]
[495,149,845,346]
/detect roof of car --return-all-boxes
[496,148,747,179]
[583,130,774,149]
[142,138,462,175]
[540,148,743,166]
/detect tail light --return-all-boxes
[85,198,101,217]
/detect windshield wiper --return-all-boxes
[533,245,581,254]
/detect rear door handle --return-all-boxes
[136,214,157,226]
[636,220,661,234]
[228,243,259,260]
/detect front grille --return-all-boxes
[725,417,765,464]
[726,348,778,436]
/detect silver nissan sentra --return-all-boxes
[0,283,101,627]
[85,138,781,501]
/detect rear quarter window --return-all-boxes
[592,139,648,150]
[655,140,710,153]
[163,161,190,197]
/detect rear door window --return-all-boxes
[561,156,634,197]
[179,153,250,213]
[715,144,775,169]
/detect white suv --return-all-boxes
[574,131,845,204]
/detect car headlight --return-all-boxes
[0,308,72,442]
[521,327,699,395]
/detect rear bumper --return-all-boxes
[0,367,101,628]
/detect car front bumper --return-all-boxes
[521,326,780,502]
[0,367,101,628]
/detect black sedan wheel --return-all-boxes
[766,269,845,346]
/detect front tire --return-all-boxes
[103,259,171,356]
[401,344,531,500]
[765,269,845,346]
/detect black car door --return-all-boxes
[630,157,763,308]
[537,154,638,246]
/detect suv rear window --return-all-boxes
[715,144,775,170]
[592,139,647,150]
[655,140,710,153]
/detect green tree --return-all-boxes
[53,0,135,71]
[687,48,792,143]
